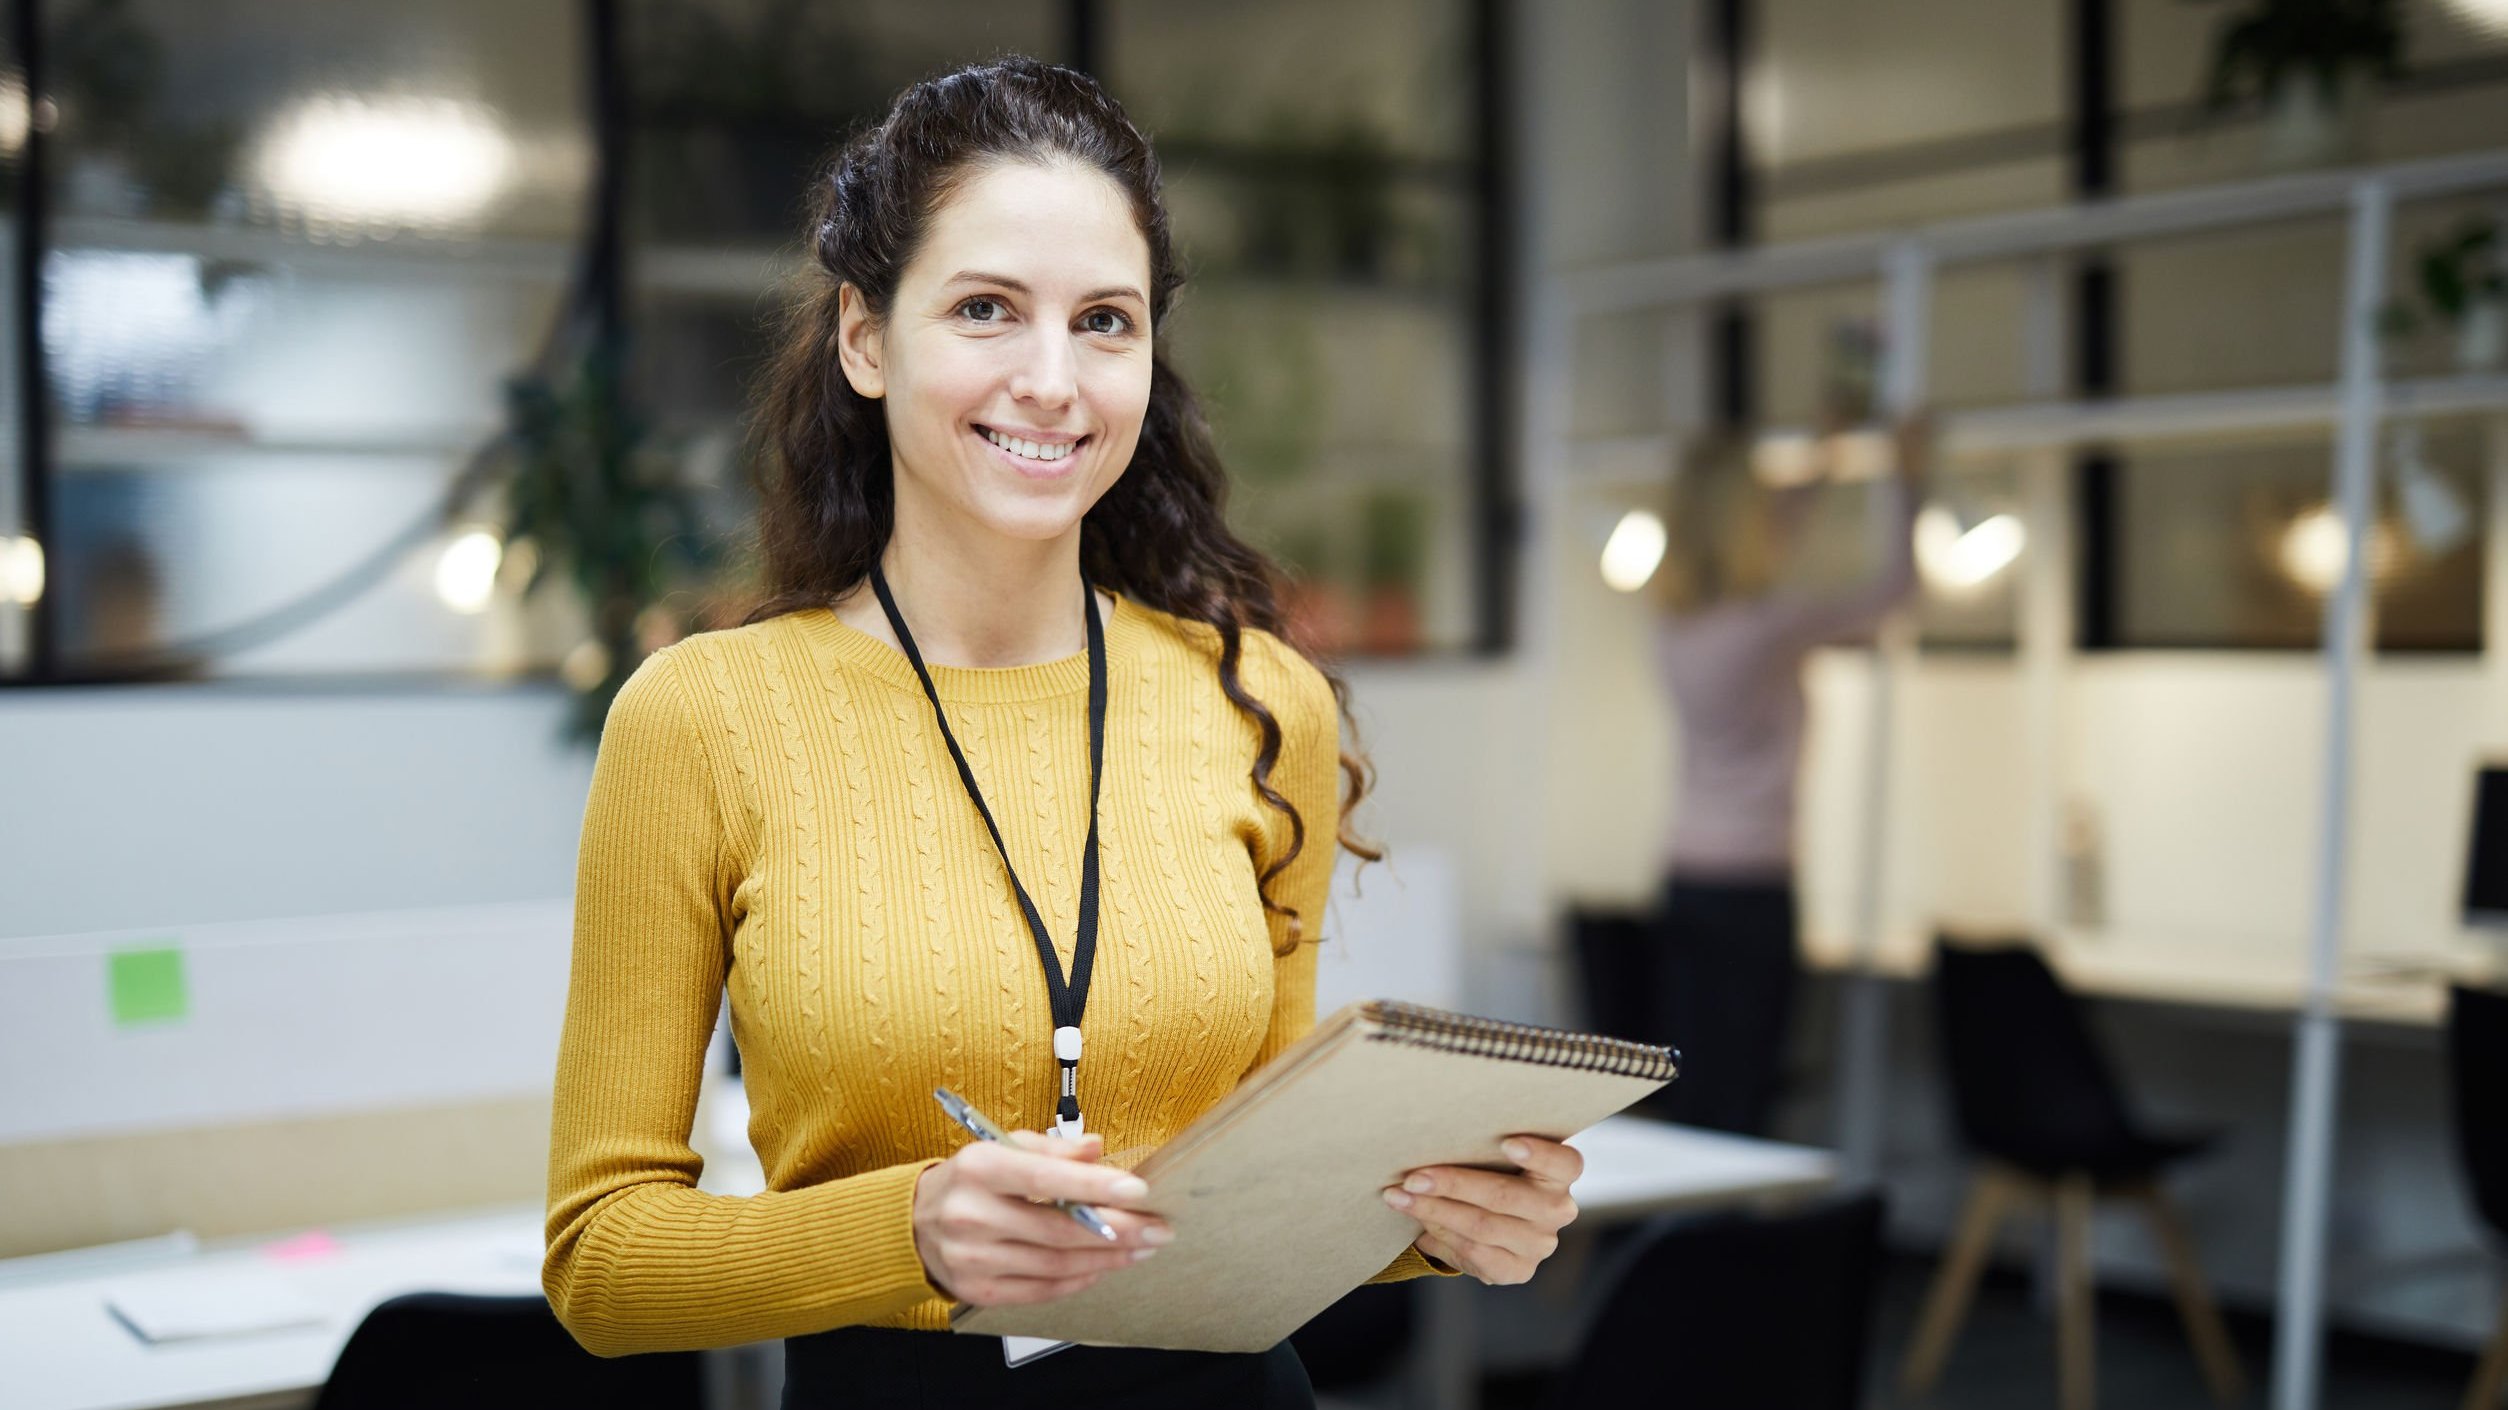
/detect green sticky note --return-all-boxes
[108,947,189,1027]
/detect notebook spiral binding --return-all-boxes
[1359,1000,1679,1083]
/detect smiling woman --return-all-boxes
[831,159,1155,577]
[541,55,1577,1410]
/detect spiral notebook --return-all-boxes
[952,998,1678,1353]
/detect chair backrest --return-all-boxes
[2447,984,2508,1242]
[1930,939,2142,1175]
[1548,1190,1886,1410]
[313,1292,702,1410]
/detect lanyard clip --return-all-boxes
[1053,1026,1084,1138]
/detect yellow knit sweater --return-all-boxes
[543,594,1446,1356]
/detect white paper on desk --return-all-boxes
[104,1266,326,1344]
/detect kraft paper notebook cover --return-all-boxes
[952,999,1679,1353]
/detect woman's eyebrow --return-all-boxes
[943,270,1145,305]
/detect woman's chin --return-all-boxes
[964,498,1092,547]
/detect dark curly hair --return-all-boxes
[743,55,1376,944]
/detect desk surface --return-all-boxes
[1565,1115,1838,1221]
[0,1207,542,1410]
[1,1117,1832,1410]
[1800,926,2503,1027]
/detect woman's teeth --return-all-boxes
[981,427,1077,463]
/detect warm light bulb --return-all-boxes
[1,535,42,606]
[1916,507,2026,593]
[434,529,502,614]
[1600,509,1668,593]
[2279,505,2399,595]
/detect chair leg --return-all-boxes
[2055,1172,2097,1410]
[2125,1181,2247,1405]
[1899,1165,2021,1398]
[2466,1295,2508,1410]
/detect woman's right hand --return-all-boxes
[911,1130,1172,1307]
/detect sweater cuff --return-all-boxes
[1365,1242,1462,1284]
[841,1156,952,1308]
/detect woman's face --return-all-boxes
[838,158,1154,551]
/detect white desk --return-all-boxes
[1565,1116,1838,1219]
[1410,1115,1842,1410]
[1,1120,1833,1410]
[0,1206,543,1410]
[1799,925,2504,1028]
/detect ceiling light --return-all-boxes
[255,94,512,234]
[1,535,42,606]
[433,529,502,614]
[1915,506,2026,593]
[2279,505,2400,595]
[1599,509,1668,593]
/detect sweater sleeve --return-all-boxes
[1236,637,1457,1287]
[542,645,948,1356]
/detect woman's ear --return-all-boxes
[836,282,886,399]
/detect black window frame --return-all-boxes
[1,0,1517,688]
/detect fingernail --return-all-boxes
[1502,1139,1530,1162]
[1112,1176,1150,1201]
[1384,1188,1414,1210]
[1404,1174,1434,1194]
[1132,1247,1160,1262]
[1139,1224,1172,1246]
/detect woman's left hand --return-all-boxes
[1383,1135,1583,1285]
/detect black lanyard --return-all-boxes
[868,563,1106,1138]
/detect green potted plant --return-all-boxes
[494,345,723,739]
[2187,0,2404,171]
[1356,489,1430,656]
[1271,522,1355,658]
[2382,215,2505,373]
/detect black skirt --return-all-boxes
[780,1325,1315,1410]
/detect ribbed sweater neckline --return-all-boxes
[794,591,1144,705]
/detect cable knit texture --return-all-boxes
[545,595,1447,1357]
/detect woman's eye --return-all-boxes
[1080,308,1132,335]
[959,297,1003,323]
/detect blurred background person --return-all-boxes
[1624,417,1923,1136]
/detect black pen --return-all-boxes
[932,1086,1121,1242]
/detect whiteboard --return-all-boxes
[0,900,572,1145]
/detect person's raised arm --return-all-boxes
[1766,413,1929,647]
[543,645,949,1355]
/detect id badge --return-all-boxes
[1003,1335,1077,1367]
[1002,1120,1087,1366]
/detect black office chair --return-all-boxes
[2447,984,2508,1410]
[1545,1190,1885,1410]
[1898,938,2243,1410]
[1569,906,1655,1046]
[312,1292,703,1410]
[1570,906,1685,1124]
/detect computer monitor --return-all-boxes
[2465,764,2508,929]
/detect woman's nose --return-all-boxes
[1008,330,1079,409]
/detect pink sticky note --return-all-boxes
[260,1230,342,1263]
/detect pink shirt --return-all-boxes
[1655,482,1916,878]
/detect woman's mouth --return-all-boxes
[976,425,1086,474]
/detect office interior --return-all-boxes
[3,0,2508,1407]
